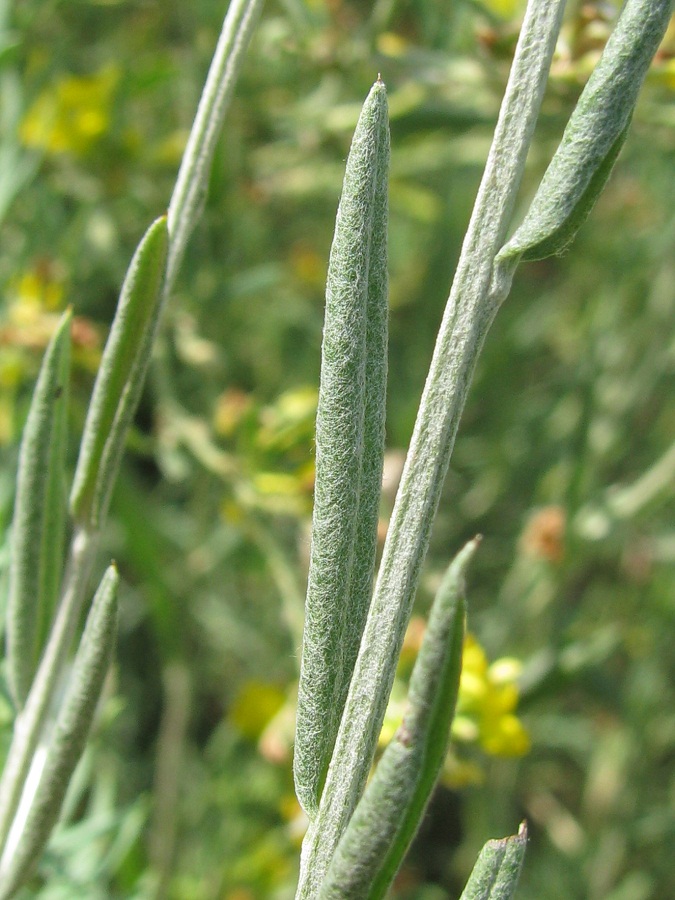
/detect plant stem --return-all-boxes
[149,663,192,900]
[166,0,266,294]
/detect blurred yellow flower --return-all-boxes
[214,388,254,438]
[221,498,246,525]
[251,469,313,516]
[478,0,525,19]
[12,267,64,312]
[479,711,531,756]
[149,128,190,166]
[650,56,675,90]
[229,680,286,741]
[442,755,485,789]
[20,64,119,156]
[455,633,531,757]
[3,261,66,350]
[0,396,13,446]
[376,32,409,59]
[289,242,325,288]
[255,386,317,453]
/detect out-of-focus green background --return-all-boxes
[1,0,674,897]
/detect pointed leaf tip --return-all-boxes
[459,821,528,900]
[498,0,672,265]
[70,215,169,528]
[294,81,390,817]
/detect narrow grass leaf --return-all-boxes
[7,310,71,709]
[70,216,168,529]
[319,538,477,900]
[0,564,119,900]
[459,822,528,900]
[294,79,389,817]
[498,0,673,263]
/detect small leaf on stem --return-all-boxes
[70,215,168,528]
[498,0,673,263]
[294,78,389,817]
[7,310,71,709]
[459,821,529,900]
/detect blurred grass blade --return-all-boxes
[0,565,119,900]
[6,310,71,710]
[498,0,673,263]
[70,216,168,528]
[166,0,265,292]
[294,79,389,817]
[319,538,477,900]
[459,822,528,900]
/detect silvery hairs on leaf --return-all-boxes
[497,0,674,264]
[459,822,529,900]
[319,539,477,900]
[294,78,389,818]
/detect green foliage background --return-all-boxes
[1,0,674,897]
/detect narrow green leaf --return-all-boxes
[348,76,389,730]
[7,310,71,709]
[498,0,673,263]
[459,822,528,900]
[70,215,168,528]
[0,564,119,900]
[294,79,389,817]
[319,538,477,900]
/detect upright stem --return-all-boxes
[166,0,266,293]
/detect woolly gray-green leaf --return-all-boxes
[459,822,528,900]
[70,215,168,529]
[294,79,389,817]
[498,0,673,263]
[319,538,477,900]
[295,3,565,893]
[7,310,71,709]
[0,565,119,900]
